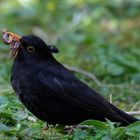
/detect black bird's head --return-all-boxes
[2,30,59,61]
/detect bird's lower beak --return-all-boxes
[2,30,21,59]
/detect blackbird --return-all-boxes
[2,31,138,126]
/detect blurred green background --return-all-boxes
[0,0,140,139]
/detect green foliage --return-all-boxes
[0,0,140,139]
[71,120,140,140]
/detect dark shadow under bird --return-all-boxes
[2,31,138,126]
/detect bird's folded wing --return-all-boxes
[37,72,114,116]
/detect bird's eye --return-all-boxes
[27,46,35,53]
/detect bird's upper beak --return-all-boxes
[2,30,22,59]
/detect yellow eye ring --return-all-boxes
[27,46,35,53]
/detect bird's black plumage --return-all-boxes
[11,35,138,126]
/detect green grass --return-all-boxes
[0,90,140,140]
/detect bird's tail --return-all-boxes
[109,104,138,126]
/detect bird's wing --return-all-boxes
[37,69,114,116]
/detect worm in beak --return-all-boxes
[2,30,21,59]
